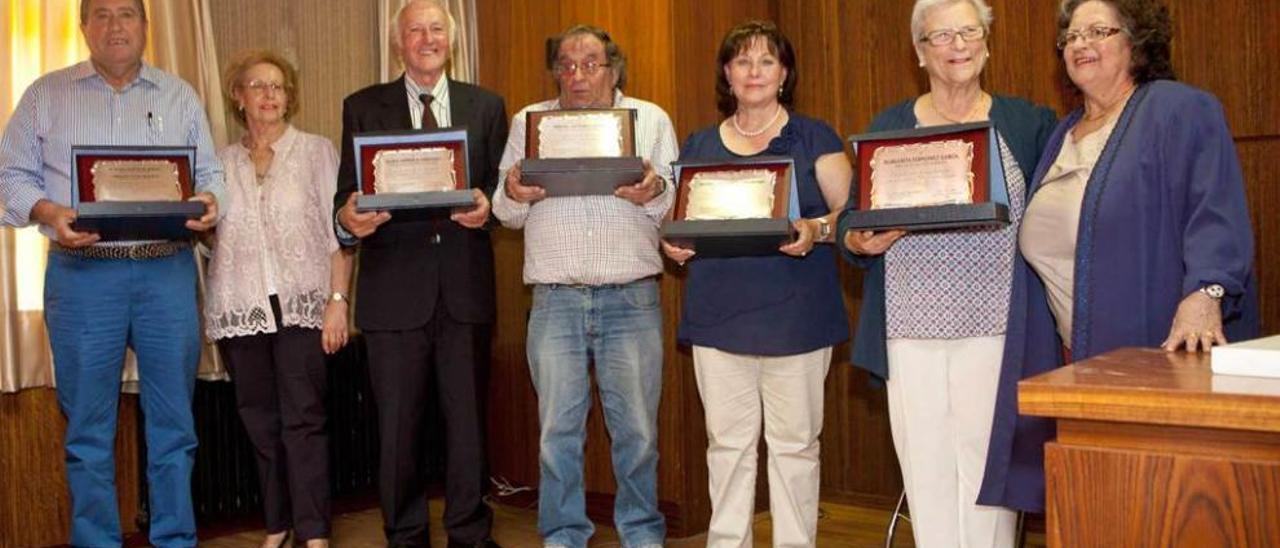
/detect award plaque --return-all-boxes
[521,108,644,196]
[844,121,1009,232]
[354,128,475,214]
[661,156,797,257]
[70,145,204,241]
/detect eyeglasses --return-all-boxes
[1057,25,1127,50]
[918,25,987,47]
[553,61,611,78]
[243,80,286,95]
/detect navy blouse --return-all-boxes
[676,113,850,356]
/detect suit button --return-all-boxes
[432,234,442,244]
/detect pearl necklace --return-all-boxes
[732,105,783,137]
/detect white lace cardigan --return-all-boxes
[204,125,339,340]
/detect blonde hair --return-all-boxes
[222,49,301,128]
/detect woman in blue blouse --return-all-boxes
[661,20,850,547]
[837,1,1056,546]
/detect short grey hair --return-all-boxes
[910,0,994,42]
[390,0,459,55]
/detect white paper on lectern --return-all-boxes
[1211,334,1280,379]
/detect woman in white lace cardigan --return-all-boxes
[204,49,354,548]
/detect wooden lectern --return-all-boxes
[1019,348,1280,546]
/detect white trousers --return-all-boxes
[693,345,831,548]
[886,336,1016,548]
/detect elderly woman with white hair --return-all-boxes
[837,0,1056,546]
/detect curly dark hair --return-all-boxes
[715,21,797,117]
[1058,0,1176,86]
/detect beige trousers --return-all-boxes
[693,345,831,548]
[886,336,1017,548]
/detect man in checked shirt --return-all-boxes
[491,24,676,548]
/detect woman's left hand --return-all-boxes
[322,300,350,355]
[1161,291,1227,353]
[779,218,819,257]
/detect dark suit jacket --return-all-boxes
[334,76,508,331]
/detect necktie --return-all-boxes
[419,93,439,130]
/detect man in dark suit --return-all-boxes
[332,1,506,546]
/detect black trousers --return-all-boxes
[365,304,493,547]
[217,297,331,541]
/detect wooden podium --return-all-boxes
[1019,348,1280,547]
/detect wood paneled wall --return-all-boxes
[0,391,140,547]
[7,0,1274,543]
[477,0,1280,534]
[207,0,380,146]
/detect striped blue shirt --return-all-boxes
[0,61,226,239]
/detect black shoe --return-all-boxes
[447,539,500,548]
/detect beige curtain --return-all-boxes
[379,0,481,84]
[0,0,87,393]
[0,0,227,393]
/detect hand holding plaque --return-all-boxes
[661,157,797,258]
[522,108,645,197]
[845,122,1009,232]
[70,145,203,241]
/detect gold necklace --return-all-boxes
[930,92,987,124]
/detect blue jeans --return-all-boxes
[45,250,200,548]
[527,279,665,548]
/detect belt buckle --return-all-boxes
[128,244,146,260]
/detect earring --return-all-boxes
[778,86,783,97]
[918,59,926,67]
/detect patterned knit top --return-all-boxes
[884,134,1025,339]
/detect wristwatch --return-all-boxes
[330,291,349,304]
[815,217,831,241]
[1199,284,1225,300]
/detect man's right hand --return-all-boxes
[32,199,99,248]
[503,162,546,204]
[337,193,391,239]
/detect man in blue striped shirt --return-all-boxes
[0,0,224,545]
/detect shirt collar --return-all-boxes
[404,73,450,105]
[72,60,161,90]
[554,88,624,109]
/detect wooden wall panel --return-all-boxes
[0,390,140,547]
[208,0,379,146]
[669,0,778,139]
[1238,139,1280,335]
